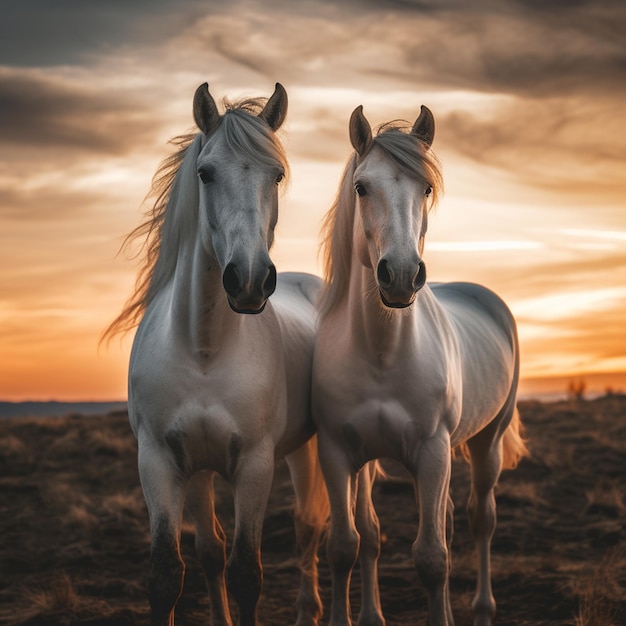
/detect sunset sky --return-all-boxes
[1,0,625,401]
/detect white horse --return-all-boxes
[106,83,328,626]
[312,105,528,626]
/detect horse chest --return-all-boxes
[316,350,452,468]
[131,332,288,459]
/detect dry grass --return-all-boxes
[0,434,30,463]
[15,573,79,622]
[496,479,549,507]
[13,572,121,625]
[585,481,626,518]
[1,399,624,625]
[101,491,146,524]
[574,546,626,626]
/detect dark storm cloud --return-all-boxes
[187,0,625,196]
[354,0,626,99]
[0,0,209,66]
[0,71,157,154]
[178,0,626,103]
[5,0,623,102]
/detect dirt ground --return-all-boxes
[0,397,624,625]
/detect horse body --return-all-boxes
[432,282,519,442]
[108,84,327,626]
[128,270,323,471]
[312,106,527,626]
[271,272,326,455]
[314,282,516,468]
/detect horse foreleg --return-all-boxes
[466,432,502,626]
[318,434,359,626]
[286,438,328,626]
[138,443,187,626]
[227,446,274,626]
[413,434,453,626]
[186,471,232,626]
[354,462,384,626]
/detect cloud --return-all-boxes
[0,186,100,221]
[425,234,626,336]
[346,0,626,99]
[519,300,626,377]
[198,0,626,100]
[438,97,626,199]
[4,1,624,103]
[177,8,358,86]
[0,69,160,154]
[157,1,625,200]
[0,0,209,66]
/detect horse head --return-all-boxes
[350,104,436,309]
[193,82,288,314]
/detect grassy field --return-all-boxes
[0,397,624,625]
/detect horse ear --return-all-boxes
[349,105,372,156]
[193,83,220,135]
[259,83,288,131]
[411,105,435,148]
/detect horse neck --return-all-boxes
[170,233,241,358]
[346,259,420,359]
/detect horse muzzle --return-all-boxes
[222,261,277,314]
[376,257,427,308]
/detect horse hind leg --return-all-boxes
[466,425,504,626]
[138,442,187,626]
[445,493,455,626]
[285,437,329,626]
[354,462,384,626]
[186,471,232,626]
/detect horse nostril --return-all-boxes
[222,263,242,298]
[377,258,393,289]
[413,260,427,291]
[262,264,277,298]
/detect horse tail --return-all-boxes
[287,436,330,568]
[501,406,529,470]
[372,459,387,480]
[299,435,330,527]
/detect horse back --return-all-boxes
[430,282,519,442]
[431,282,517,350]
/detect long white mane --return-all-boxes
[319,122,444,318]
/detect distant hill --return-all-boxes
[0,401,127,419]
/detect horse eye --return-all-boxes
[424,185,433,197]
[198,168,214,185]
[275,172,284,185]
[354,182,367,197]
